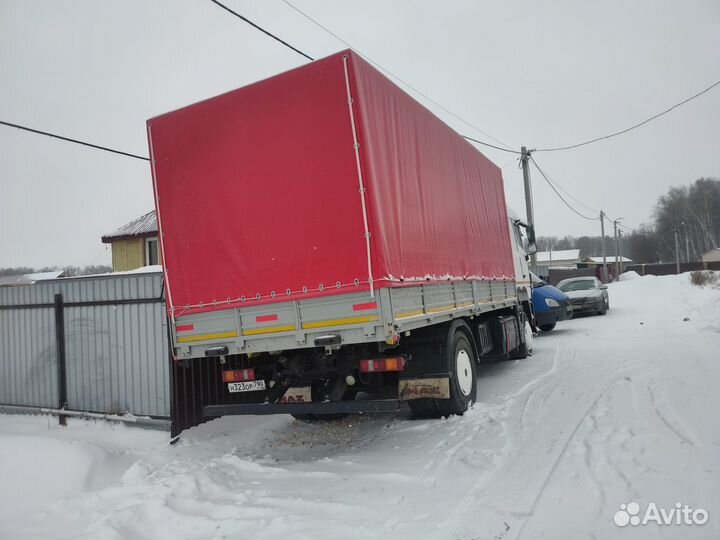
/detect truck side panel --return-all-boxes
[173,279,517,359]
[348,51,515,283]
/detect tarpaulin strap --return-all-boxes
[342,54,375,298]
[148,123,176,325]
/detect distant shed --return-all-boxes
[702,248,720,263]
[534,249,581,278]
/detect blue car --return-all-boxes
[531,273,572,331]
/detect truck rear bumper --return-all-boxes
[203,399,401,417]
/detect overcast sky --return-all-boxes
[1,0,718,268]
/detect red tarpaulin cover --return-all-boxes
[148,50,513,316]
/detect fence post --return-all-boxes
[54,293,68,426]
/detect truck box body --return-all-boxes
[148,50,514,326]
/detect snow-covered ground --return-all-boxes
[1,273,719,540]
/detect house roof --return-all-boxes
[702,248,720,261]
[535,249,580,263]
[101,211,157,243]
[0,270,65,287]
[584,256,632,263]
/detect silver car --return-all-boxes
[556,277,609,316]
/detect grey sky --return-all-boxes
[1,0,718,268]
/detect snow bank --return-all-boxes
[618,269,641,280]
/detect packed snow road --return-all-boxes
[1,274,719,540]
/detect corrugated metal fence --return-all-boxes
[0,273,169,419]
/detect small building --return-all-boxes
[101,211,160,272]
[582,256,633,265]
[536,249,581,267]
[578,256,633,282]
[702,248,720,263]
[534,249,581,278]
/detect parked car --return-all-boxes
[556,277,609,316]
[531,273,572,332]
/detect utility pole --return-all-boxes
[681,221,690,262]
[618,230,624,274]
[674,225,681,274]
[600,211,607,282]
[613,218,622,281]
[520,146,536,271]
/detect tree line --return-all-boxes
[536,177,719,264]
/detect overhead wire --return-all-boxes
[0,120,149,161]
[531,161,599,214]
[278,0,515,152]
[535,77,720,152]
[530,155,599,221]
[461,135,520,154]
[208,0,314,61]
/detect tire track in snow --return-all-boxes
[443,348,638,540]
[647,383,696,447]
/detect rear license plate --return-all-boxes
[227,380,266,393]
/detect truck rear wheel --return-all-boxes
[408,328,477,418]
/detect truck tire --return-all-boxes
[538,322,556,332]
[409,328,477,418]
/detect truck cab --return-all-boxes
[507,210,536,318]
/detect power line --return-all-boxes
[534,162,599,214]
[279,0,514,151]
[536,77,720,152]
[209,0,314,61]
[462,135,520,154]
[0,120,149,161]
[528,152,599,214]
[530,155,598,221]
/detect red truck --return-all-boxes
[148,50,535,420]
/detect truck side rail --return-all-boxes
[172,278,517,360]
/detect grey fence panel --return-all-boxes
[0,306,57,408]
[0,272,169,417]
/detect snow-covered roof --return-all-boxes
[702,248,720,262]
[535,249,580,263]
[0,270,65,287]
[584,256,632,263]
[71,265,163,279]
[101,211,157,243]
